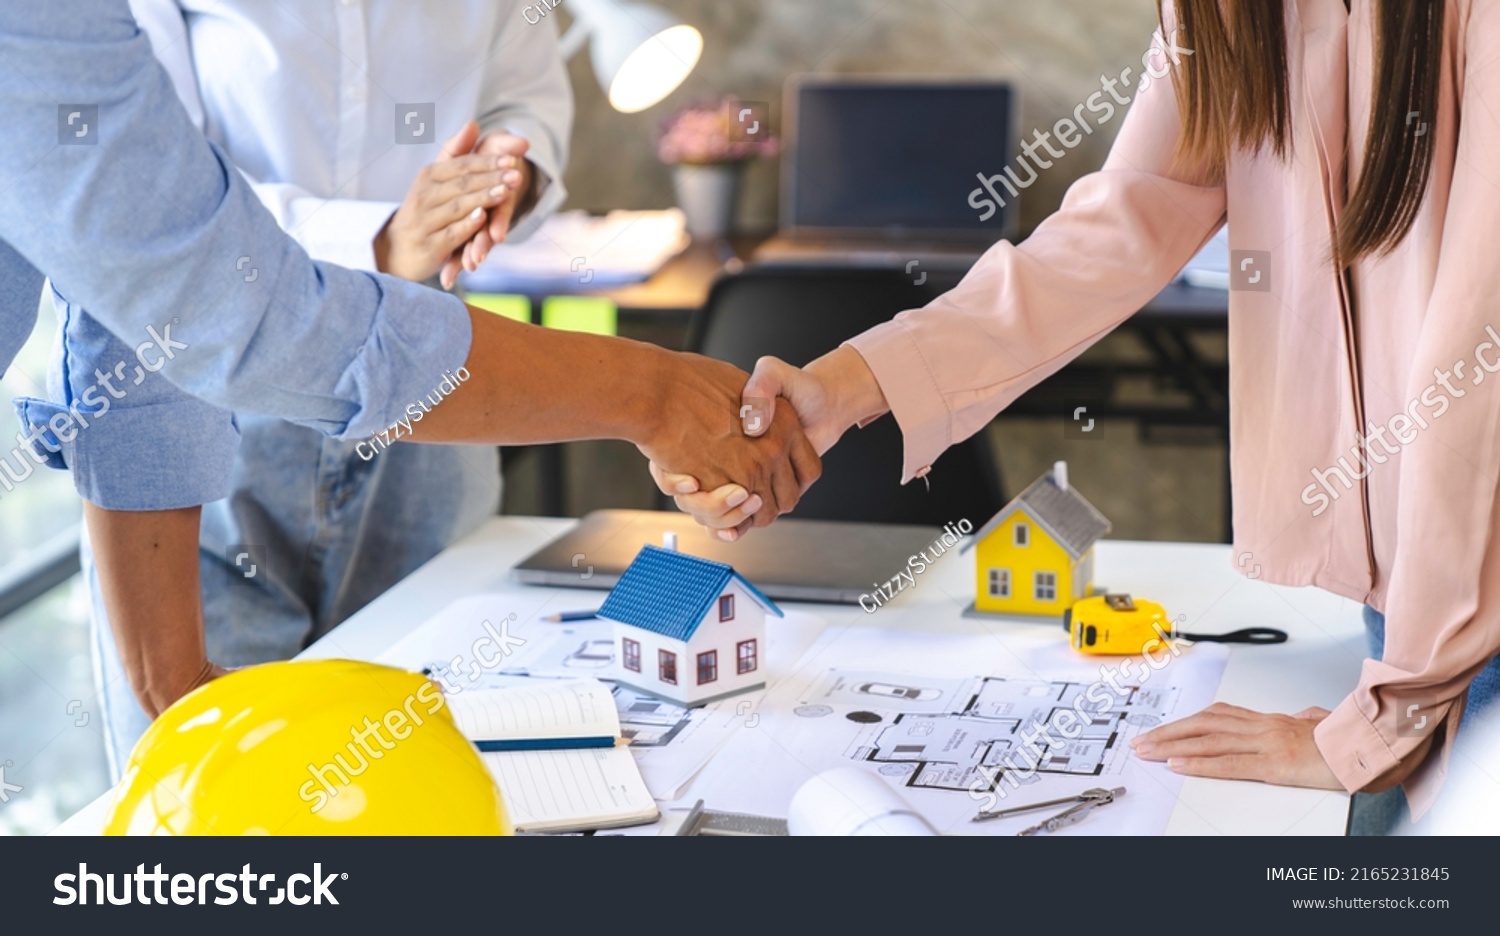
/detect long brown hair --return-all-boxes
[1161,0,1445,266]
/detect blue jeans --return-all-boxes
[90,418,500,776]
[1347,605,1500,835]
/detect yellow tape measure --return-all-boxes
[1064,593,1288,654]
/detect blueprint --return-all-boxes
[811,670,1176,794]
[677,626,1228,836]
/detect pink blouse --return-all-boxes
[847,0,1500,814]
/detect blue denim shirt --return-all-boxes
[0,0,473,509]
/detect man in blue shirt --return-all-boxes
[0,1,815,740]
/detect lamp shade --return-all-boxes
[568,0,703,113]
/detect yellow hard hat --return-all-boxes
[104,660,510,835]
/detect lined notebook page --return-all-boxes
[447,679,621,743]
[483,747,658,833]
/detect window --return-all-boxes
[988,568,1011,599]
[658,650,677,685]
[0,292,99,835]
[697,650,718,685]
[718,594,735,621]
[1034,571,1057,602]
[1013,522,1029,547]
[737,639,758,674]
[622,638,641,673]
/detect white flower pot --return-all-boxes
[672,164,743,240]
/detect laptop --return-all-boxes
[511,510,948,605]
[755,76,1018,271]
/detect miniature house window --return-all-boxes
[659,650,678,685]
[1034,571,1057,601]
[1014,522,1029,547]
[737,639,758,674]
[719,594,735,621]
[696,650,719,685]
[622,638,641,673]
[988,568,1011,599]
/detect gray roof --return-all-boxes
[960,469,1111,559]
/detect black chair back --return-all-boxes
[686,266,1005,527]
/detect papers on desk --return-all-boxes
[380,592,1227,835]
[676,626,1228,836]
[459,209,690,294]
[1176,226,1230,289]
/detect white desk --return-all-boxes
[56,516,1365,835]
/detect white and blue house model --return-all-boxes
[599,542,782,707]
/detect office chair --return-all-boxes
[684,266,1006,527]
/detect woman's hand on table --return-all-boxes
[1131,702,1344,789]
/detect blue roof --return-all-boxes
[598,545,783,641]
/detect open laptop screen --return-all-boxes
[785,79,1016,240]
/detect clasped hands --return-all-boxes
[374,120,537,289]
[641,346,888,535]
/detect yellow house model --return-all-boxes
[961,461,1112,619]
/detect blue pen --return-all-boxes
[542,609,600,622]
[474,736,615,753]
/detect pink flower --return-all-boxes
[657,98,781,166]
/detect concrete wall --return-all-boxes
[557,0,1162,233]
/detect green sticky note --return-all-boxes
[542,296,618,337]
[466,293,533,324]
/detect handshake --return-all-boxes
[639,344,890,540]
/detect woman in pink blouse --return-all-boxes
[664,0,1500,832]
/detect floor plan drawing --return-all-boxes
[684,629,1227,836]
[807,670,1179,793]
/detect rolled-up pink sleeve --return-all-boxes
[846,28,1227,484]
[1315,0,1500,814]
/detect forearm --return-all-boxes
[414,306,819,509]
[84,501,213,718]
[414,306,669,448]
[811,345,891,436]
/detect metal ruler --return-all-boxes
[667,799,788,836]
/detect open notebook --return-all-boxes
[446,679,659,833]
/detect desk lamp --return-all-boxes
[559,0,704,113]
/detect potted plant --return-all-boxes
[658,98,779,240]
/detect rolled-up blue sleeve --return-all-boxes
[0,0,472,441]
[12,286,238,510]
